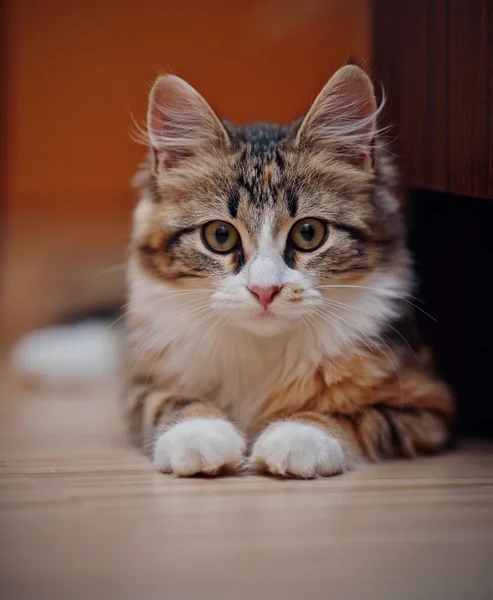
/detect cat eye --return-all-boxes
[288,218,327,252]
[201,221,240,254]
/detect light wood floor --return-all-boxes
[1,381,492,600]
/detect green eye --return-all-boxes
[201,221,240,254]
[288,218,327,251]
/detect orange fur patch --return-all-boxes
[249,347,455,460]
[181,404,224,420]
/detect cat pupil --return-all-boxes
[215,225,229,245]
[300,223,315,241]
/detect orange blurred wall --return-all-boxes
[1,0,369,345]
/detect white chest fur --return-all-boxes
[145,317,321,428]
[129,266,410,429]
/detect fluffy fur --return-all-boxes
[124,65,455,478]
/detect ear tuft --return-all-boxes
[147,75,229,173]
[297,65,380,170]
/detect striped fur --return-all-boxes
[124,65,455,478]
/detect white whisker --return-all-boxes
[128,300,215,367]
[315,304,404,404]
[106,313,127,331]
[311,306,365,366]
[320,297,420,365]
[300,314,317,343]
[143,308,222,384]
[317,285,435,321]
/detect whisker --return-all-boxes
[120,289,210,312]
[123,298,215,332]
[135,306,223,385]
[127,293,217,331]
[203,309,230,350]
[128,301,215,367]
[316,304,404,405]
[320,297,420,365]
[143,308,222,384]
[157,289,211,296]
[317,284,436,321]
[106,313,128,331]
[311,307,365,366]
[300,314,317,343]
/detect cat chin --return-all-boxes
[229,314,298,338]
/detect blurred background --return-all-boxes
[1,0,492,434]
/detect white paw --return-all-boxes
[250,421,347,478]
[153,419,246,476]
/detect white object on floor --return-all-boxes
[11,320,121,386]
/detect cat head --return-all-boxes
[130,65,410,340]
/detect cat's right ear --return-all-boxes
[147,75,229,174]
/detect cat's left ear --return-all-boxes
[147,75,230,174]
[297,65,378,171]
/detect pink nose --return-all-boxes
[248,285,281,310]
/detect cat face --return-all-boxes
[131,66,408,339]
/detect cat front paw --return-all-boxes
[153,418,246,476]
[250,421,347,478]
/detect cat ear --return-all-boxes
[297,65,379,170]
[147,75,229,173]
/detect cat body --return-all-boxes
[125,65,454,477]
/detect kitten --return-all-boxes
[124,65,455,478]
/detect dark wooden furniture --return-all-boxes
[373,0,493,200]
[373,0,493,436]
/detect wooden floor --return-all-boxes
[0,380,492,600]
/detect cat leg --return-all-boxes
[250,412,355,478]
[250,361,455,478]
[125,384,245,476]
[250,403,452,478]
[251,365,454,478]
